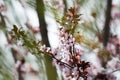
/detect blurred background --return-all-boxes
[0,0,120,80]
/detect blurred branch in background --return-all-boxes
[0,13,6,29]
[11,48,24,80]
[103,0,112,47]
[36,0,50,47]
[63,0,67,13]
[36,0,58,80]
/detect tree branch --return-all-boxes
[63,0,67,13]
[36,1,58,80]
[103,0,112,47]
[36,0,50,47]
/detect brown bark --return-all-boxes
[103,0,112,47]
[36,0,50,47]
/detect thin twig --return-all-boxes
[38,50,73,69]
[50,53,73,68]
[110,69,120,74]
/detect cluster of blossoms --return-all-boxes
[38,7,90,79]
[37,7,90,80]
[39,27,90,80]
[38,27,90,80]
[49,27,90,80]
